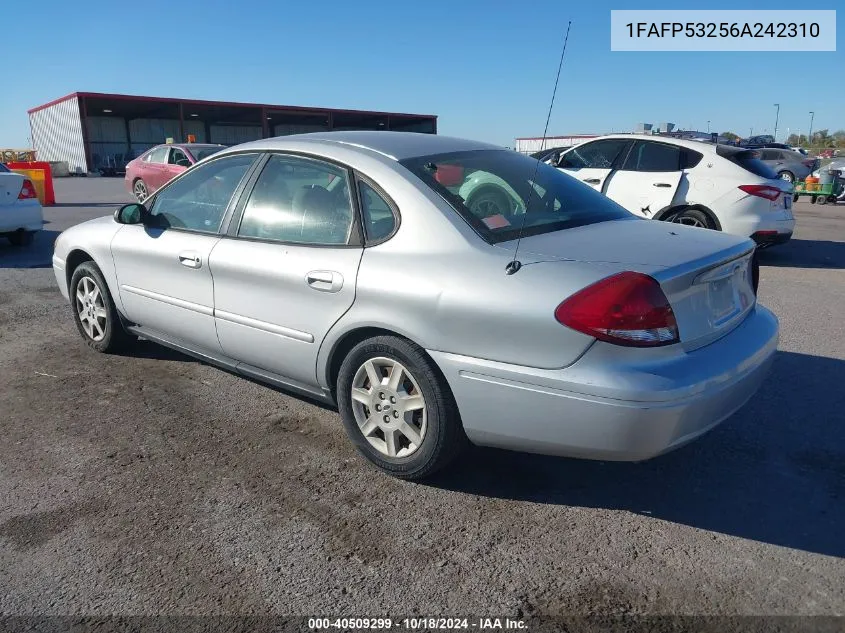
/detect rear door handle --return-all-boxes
[306,270,343,293]
[582,178,601,185]
[653,183,672,188]
[178,251,202,268]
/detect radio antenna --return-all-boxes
[506,20,572,275]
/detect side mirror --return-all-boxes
[114,203,147,225]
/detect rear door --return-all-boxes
[604,140,685,218]
[557,139,631,192]
[209,153,364,387]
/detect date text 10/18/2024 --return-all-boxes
[308,617,527,630]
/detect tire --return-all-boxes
[69,261,132,353]
[466,186,511,218]
[133,178,149,203]
[670,207,717,230]
[336,335,467,480]
[778,171,794,184]
[793,193,800,203]
[7,230,35,246]
[816,195,827,205]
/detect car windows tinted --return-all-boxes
[559,140,629,170]
[0,163,8,173]
[238,155,355,245]
[717,147,779,179]
[148,154,256,232]
[190,147,224,162]
[401,149,632,245]
[680,149,703,169]
[169,148,190,166]
[622,141,681,172]
[359,181,395,241]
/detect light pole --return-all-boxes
[808,111,815,147]
[773,103,780,141]
[707,120,710,133]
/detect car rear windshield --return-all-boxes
[400,149,633,244]
[716,145,778,179]
[0,163,9,173]
[189,147,224,162]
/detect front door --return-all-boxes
[557,138,631,192]
[604,140,684,218]
[210,154,363,387]
[111,152,258,351]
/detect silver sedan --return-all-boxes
[52,132,779,479]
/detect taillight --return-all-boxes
[18,179,37,200]
[738,184,782,201]
[554,272,679,347]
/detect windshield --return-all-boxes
[0,163,9,173]
[400,149,633,244]
[188,146,224,162]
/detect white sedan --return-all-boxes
[551,135,795,248]
[0,163,43,246]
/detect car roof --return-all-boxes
[227,131,503,161]
[582,134,719,153]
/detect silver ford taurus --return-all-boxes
[52,132,779,480]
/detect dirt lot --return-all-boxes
[1,178,843,619]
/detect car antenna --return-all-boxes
[506,20,572,276]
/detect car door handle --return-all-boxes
[653,183,672,188]
[306,270,343,293]
[178,251,202,268]
[582,178,601,185]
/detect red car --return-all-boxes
[125,143,225,202]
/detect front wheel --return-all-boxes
[69,262,132,353]
[336,335,467,480]
[670,207,717,230]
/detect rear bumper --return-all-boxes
[429,305,778,461]
[0,201,43,233]
[752,230,793,247]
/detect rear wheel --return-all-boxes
[69,261,132,353]
[670,207,716,230]
[7,230,35,246]
[133,178,148,203]
[778,171,795,184]
[336,335,466,480]
[816,195,827,205]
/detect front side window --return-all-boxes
[237,155,355,245]
[148,154,256,232]
[401,149,633,244]
[558,139,630,170]
[359,181,396,241]
[145,146,168,164]
[622,141,681,172]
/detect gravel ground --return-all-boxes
[0,178,843,620]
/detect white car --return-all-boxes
[0,163,43,246]
[553,135,795,247]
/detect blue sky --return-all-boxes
[2,0,842,148]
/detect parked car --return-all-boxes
[790,146,809,156]
[818,149,836,159]
[529,146,569,162]
[52,132,778,480]
[758,148,818,183]
[553,134,794,247]
[739,135,775,148]
[125,143,225,202]
[0,162,43,246]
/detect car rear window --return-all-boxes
[400,149,633,244]
[717,146,778,179]
[0,163,9,173]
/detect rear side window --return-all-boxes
[680,149,703,169]
[717,146,778,179]
[559,139,629,170]
[621,141,681,172]
[358,181,396,241]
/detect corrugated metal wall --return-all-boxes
[184,120,206,142]
[210,125,262,145]
[87,116,129,171]
[514,136,598,154]
[272,122,329,136]
[29,97,87,173]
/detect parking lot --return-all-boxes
[1,177,843,617]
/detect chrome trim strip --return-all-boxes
[120,285,213,316]
[214,309,314,343]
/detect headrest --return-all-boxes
[434,164,464,187]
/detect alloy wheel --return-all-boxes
[350,357,427,458]
[673,215,706,228]
[134,180,148,202]
[75,276,107,342]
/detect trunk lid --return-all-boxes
[0,172,24,203]
[498,218,757,350]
